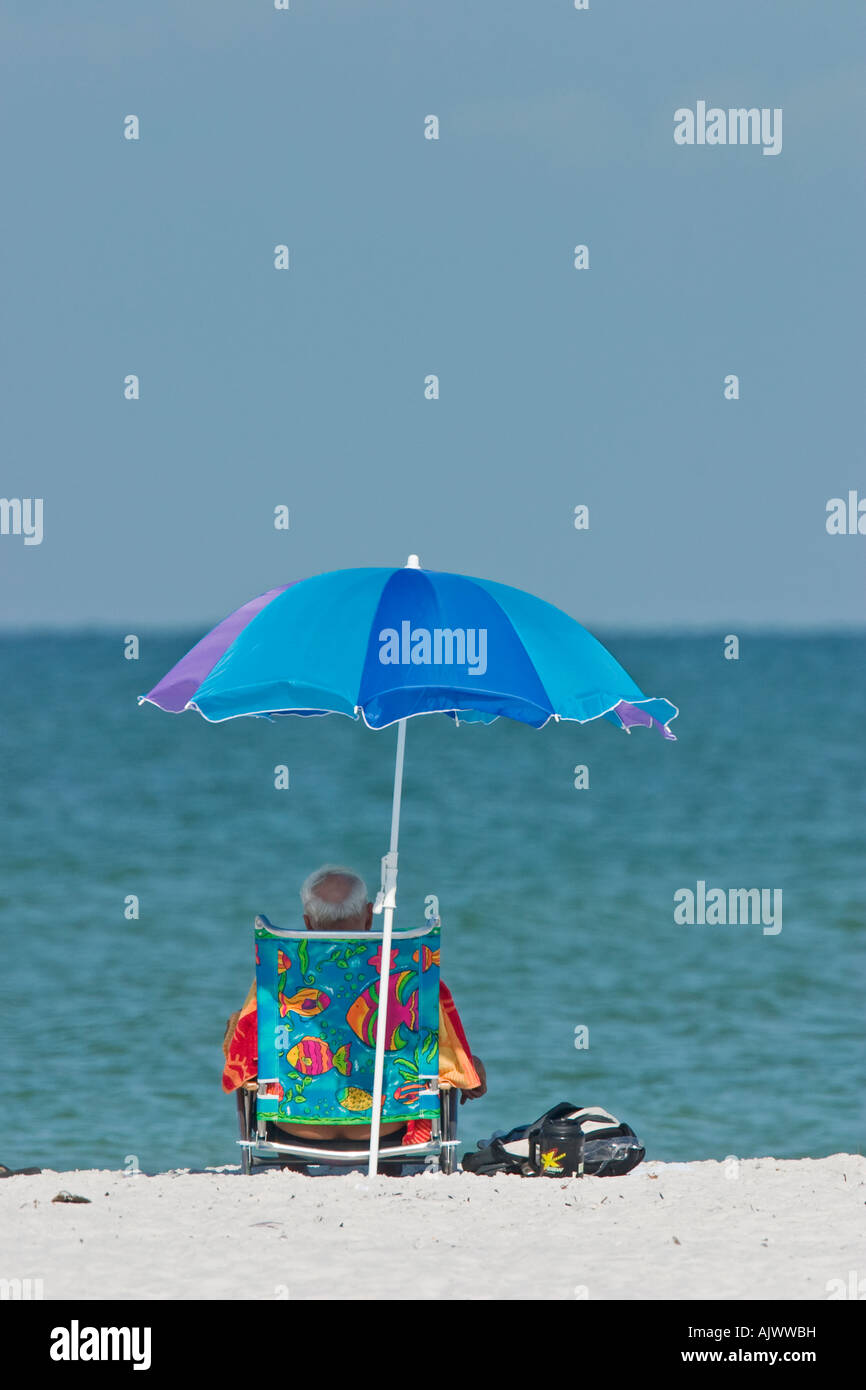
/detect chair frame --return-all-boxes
[237,1084,459,1174]
[235,912,460,1174]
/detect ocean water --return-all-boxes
[0,632,863,1174]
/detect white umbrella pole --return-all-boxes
[368,716,407,1177]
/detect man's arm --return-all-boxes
[460,1055,487,1103]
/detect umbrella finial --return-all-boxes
[405,554,421,569]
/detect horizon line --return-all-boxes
[0,621,863,638]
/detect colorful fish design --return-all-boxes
[278,987,330,1021]
[337,1087,373,1113]
[346,970,418,1051]
[285,1036,352,1077]
[367,946,398,973]
[277,949,291,973]
[393,1081,424,1103]
[412,945,440,972]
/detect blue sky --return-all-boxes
[1,0,863,629]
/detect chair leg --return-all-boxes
[439,1088,458,1174]
[237,1090,252,1175]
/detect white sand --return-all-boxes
[1,1155,862,1301]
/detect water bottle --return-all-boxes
[528,1115,585,1177]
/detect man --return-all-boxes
[222,865,486,1145]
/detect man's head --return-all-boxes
[300,865,373,933]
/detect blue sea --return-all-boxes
[1,632,863,1174]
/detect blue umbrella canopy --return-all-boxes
[141,558,678,737]
[141,557,678,1173]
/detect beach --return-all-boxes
[2,1154,862,1301]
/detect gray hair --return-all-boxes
[300,864,369,926]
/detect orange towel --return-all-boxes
[221,980,258,1093]
[437,981,480,1089]
[222,978,479,1094]
[403,981,480,1146]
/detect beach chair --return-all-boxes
[237,913,459,1175]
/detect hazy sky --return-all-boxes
[1,0,863,630]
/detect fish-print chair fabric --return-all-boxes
[253,914,442,1135]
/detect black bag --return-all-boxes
[462,1101,645,1177]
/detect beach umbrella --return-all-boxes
[140,556,678,1172]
